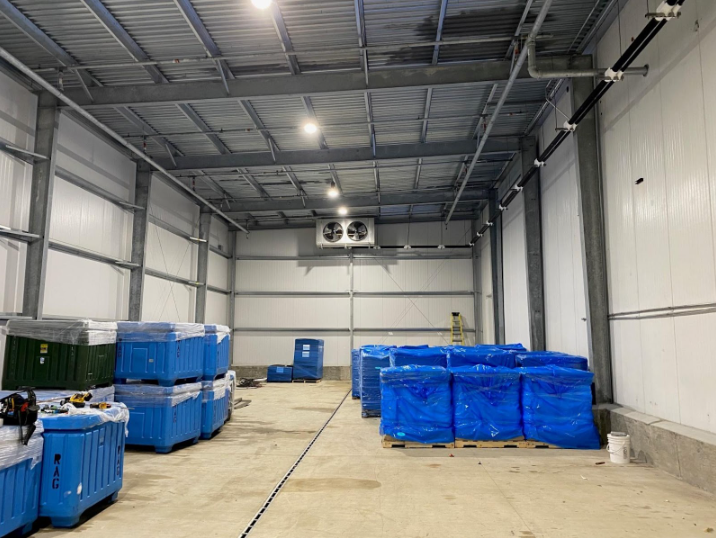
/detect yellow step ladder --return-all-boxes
[450,312,464,345]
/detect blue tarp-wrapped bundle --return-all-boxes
[351,349,360,398]
[520,366,600,449]
[451,365,522,441]
[516,351,588,371]
[493,343,527,352]
[360,345,393,417]
[380,365,453,444]
[389,346,447,367]
[446,346,516,369]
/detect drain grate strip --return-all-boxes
[238,390,350,537]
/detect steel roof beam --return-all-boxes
[79,0,167,84]
[223,189,488,214]
[0,0,96,87]
[155,138,518,171]
[59,58,574,109]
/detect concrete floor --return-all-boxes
[37,382,715,537]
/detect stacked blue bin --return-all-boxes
[201,377,229,439]
[446,346,516,369]
[115,322,205,386]
[351,349,360,399]
[203,324,231,380]
[516,351,589,370]
[267,365,293,382]
[380,365,453,444]
[293,338,324,380]
[389,346,448,367]
[359,345,393,418]
[114,382,202,453]
[520,366,600,449]
[0,422,43,537]
[451,365,522,441]
[38,404,128,528]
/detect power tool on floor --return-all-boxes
[0,389,39,445]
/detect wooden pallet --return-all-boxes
[382,435,455,449]
[454,437,560,449]
[291,378,321,384]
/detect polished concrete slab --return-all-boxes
[35,382,715,537]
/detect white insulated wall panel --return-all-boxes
[43,250,129,320]
[236,228,323,257]
[209,216,230,252]
[149,177,199,236]
[0,71,35,314]
[539,90,589,357]
[235,296,349,329]
[208,251,230,290]
[354,259,472,292]
[146,223,197,280]
[205,290,229,326]
[501,191,531,349]
[354,296,474,333]
[236,259,349,292]
[598,0,716,433]
[234,333,350,367]
[50,178,132,260]
[142,274,195,322]
[376,221,474,246]
[479,235,494,345]
[55,115,135,201]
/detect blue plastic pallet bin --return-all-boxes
[201,378,229,439]
[114,382,202,454]
[293,339,324,380]
[203,325,231,380]
[0,423,43,538]
[115,322,205,387]
[39,405,128,528]
[267,365,293,382]
[226,370,236,422]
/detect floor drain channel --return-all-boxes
[238,390,350,537]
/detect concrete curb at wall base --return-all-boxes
[232,365,351,381]
[597,404,716,494]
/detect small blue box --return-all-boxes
[114,382,202,453]
[203,325,231,380]
[115,322,205,386]
[0,424,43,537]
[201,378,229,439]
[39,405,128,528]
[267,365,293,382]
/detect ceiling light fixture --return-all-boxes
[327,180,340,198]
[251,0,272,9]
[338,207,348,216]
[303,121,319,134]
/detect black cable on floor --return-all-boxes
[238,390,351,537]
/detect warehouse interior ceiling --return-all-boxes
[0,0,612,231]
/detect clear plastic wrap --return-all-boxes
[351,349,360,398]
[389,346,448,367]
[0,421,44,470]
[516,351,589,371]
[359,345,394,417]
[116,321,205,342]
[493,343,527,352]
[39,403,130,436]
[451,365,522,441]
[204,324,231,343]
[114,382,202,407]
[17,386,116,404]
[520,366,600,449]
[446,346,516,369]
[3,319,117,345]
[380,365,453,444]
[201,377,228,401]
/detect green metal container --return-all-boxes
[2,335,116,391]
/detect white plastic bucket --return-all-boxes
[607,432,631,464]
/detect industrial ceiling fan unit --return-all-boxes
[316,218,375,248]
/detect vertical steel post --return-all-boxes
[471,220,482,345]
[22,93,60,320]
[229,230,237,366]
[571,73,613,404]
[195,209,212,323]
[349,250,355,352]
[489,191,505,344]
[522,136,546,350]
[128,162,153,321]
